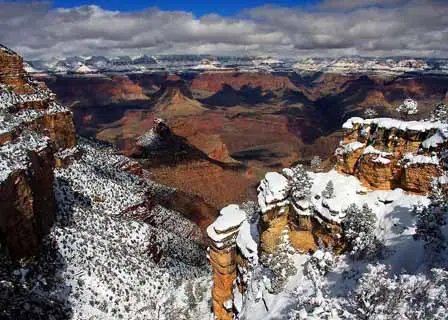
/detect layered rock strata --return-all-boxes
[257,171,344,254]
[336,117,447,193]
[0,45,77,259]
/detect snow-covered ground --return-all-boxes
[0,138,213,320]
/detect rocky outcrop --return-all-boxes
[0,45,34,94]
[152,80,206,117]
[336,117,446,193]
[208,169,345,320]
[0,44,77,259]
[0,133,56,259]
[257,171,344,254]
[132,118,207,166]
[207,205,247,320]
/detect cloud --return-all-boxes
[0,0,447,59]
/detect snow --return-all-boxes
[1,138,212,320]
[397,98,418,115]
[257,172,290,213]
[362,146,392,164]
[342,117,364,129]
[336,141,364,154]
[402,153,439,167]
[76,64,96,73]
[309,170,426,224]
[236,220,258,264]
[363,145,391,157]
[343,117,448,133]
[0,131,50,182]
[422,127,448,149]
[215,205,247,233]
[371,156,391,164]
[207,204,246,247]
[0,83,68,135]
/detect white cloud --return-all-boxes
[0,1,447,59]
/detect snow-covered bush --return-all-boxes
[396,98,418,119]
[429,103,448,123]
[262,229,297,294]
[342,203,378,258]
[413,181,447,254]
[355,264,448,319]
[321,180,335,199]
[363,108,378,119]
[288,246,337,319]
[286,164,313,201]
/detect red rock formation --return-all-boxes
[45,74,149,107]
[152,80,206,117]
[0,44,77,259]
[0,136,56,259]
[0,45,34,94]
[336,117,444,193]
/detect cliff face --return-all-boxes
[0,45,77,259]
[45,74,149,107]
[190,72,297,93]
[336,117,446,193]
[0,134,56,259]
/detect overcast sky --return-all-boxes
[0,0,447,59]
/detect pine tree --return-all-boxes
[286,164,313,201]
[413,181,447,253]
[355,264,448,319]
[322,180,334,199]
[263,229,297,294]
[342,203,377,257]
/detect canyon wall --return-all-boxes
[190,72,297,93]
[0,45,77,259]
[336,117,446,193]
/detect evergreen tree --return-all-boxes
[263,229,297,294]
[413,182,447,253]
[355,264,448,319]
[241,200,259,223]
[310,155,322,171]
[287,164,313,201]
[322,180,335,199]
[342,203,377,257]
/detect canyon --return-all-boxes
[2,43,448,320]
[34,68,448,213]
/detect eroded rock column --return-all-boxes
[207,204,246,320]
